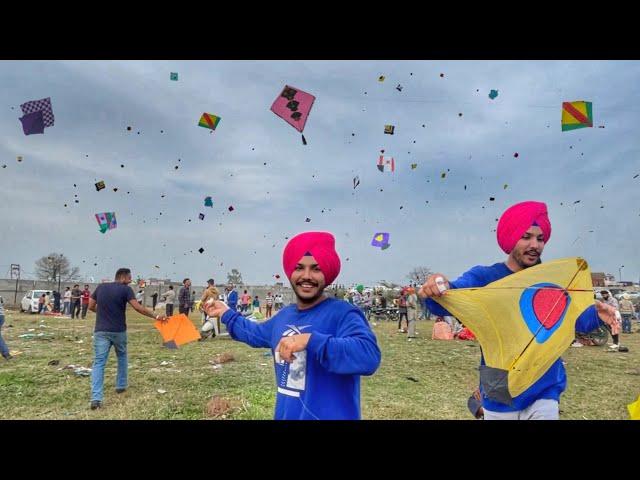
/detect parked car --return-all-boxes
[20,290,51,313]
[616,292,640,301]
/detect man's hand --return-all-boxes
[418,273,450,298]
[276,333,311,363]
[155,314,168,323]
[204,300,229,319]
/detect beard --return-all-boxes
[512,248,542,269]
[290,279,325,304]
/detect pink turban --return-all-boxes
[282,231,341,286]
[496,201,552,254]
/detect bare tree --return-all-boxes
[407,266,432,286]
[34,253,80,288]
[227,268,244,285]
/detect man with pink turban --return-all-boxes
[204,231,381,420]
[419,201,602,420]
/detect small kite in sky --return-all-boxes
[371,232,390,249]
[199,213,205,220]
[353,176,360,189]
[19,97,54,135]
[488,89,499,100]
[270,85,315,145]
[411,163,417,170]
[95,181,106,191]
[204,196,213,207]
[562,101,593,131]
[228,206,234,212]
[378,75,385,82]
[95,212,117,234]
[396,84,403,92]
[198,247,205,253]
[170,72,178,81]
[154,314,200,349]
[384,125,395,135]
[198,113,221,131]
[377,155,395,173]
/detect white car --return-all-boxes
[617,292,640,300]
[20,290,52,313]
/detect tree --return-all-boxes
[227,269,243,285]
[407,266,432,286]
[34,253,80,288]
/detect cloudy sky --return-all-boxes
[1,60,639,286]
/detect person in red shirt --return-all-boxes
[81,285,91,319]
[240,290,251,314]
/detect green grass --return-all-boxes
[0,309,638,419]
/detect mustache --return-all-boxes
[296,280,319,286]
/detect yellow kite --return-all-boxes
[628,395,640,420]
[433,257,593,404]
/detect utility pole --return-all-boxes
[11,264,20,304]
[58,254,62,294]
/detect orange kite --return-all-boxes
[154,314,201,349]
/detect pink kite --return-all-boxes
[270,85,316,145]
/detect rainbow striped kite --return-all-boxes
[561,101,593,132]
[198,113,221,131]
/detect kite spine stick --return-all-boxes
[509,264,586,371]
[302,134,307,145]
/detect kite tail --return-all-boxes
[302,134,307,145]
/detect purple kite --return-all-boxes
[270,85,315,145]
[19,111,45,135]
[371,232,390,249]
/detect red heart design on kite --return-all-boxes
[532,288,568,330]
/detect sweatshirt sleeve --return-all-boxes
[425,266,486,316]
[220,308,273,348]
[305,310,381,376]
[575,305,600,334]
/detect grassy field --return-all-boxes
[0,308,638,419]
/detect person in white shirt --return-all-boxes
[161,286,175,316]
[63,287,72,316]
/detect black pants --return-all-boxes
[71,300,81,318]
[398,311,408,329]
[81,304,88,319]
[179,306,190,316]
[166,304,174,316]
[152,298,157,311]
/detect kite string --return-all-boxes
[214,313,321,420]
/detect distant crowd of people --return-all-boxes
[34,284,93,319]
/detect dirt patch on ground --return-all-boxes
[210,353,235,365]
[205,395,236,418]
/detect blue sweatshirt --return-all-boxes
[426,262,600,413]
[227,289,238,308]
[221,297,381,420]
